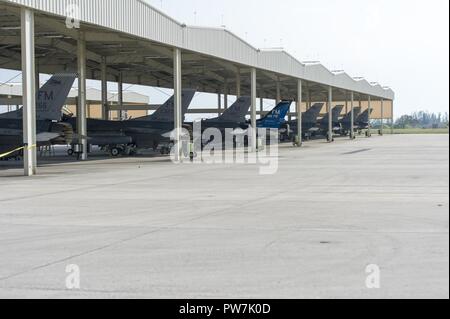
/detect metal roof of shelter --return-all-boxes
[0,0,394,102]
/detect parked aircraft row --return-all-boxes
[0,74,372,159]
[282,104,371,142]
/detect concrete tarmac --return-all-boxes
[0,134,448,298]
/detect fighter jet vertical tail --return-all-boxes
[303,103,325,123]
[319,104,344,126]
[341,111,351,124]
[257,100,292,128]
[36,73,76,121]
[357,108,373,123]
[217,96,251,123]
[0,73,76,121]
[332,105,344,123]
[140,89,196,122]
[341,107,362,124]
[353,107,362,119]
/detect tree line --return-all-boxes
[394,111,449,129]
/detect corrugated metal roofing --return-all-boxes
[1,0,394,100]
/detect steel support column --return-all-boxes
[224,80,229,109]
[391,100,395,135]
[118,72,124,120]
[350,91,355,140]
[296,79,303,147]
[101,56,108,120]
[380,98,384,136]
[306,86,311,109]
[276,79,281,104]
[250,68,257,152]
[367,95,372,137]
[35,62,40,94]
[173,48,182,161]
[328,86,333,142]
[77,31,88,160]
[236,67,241,98]
[21,8,37,176]
[217,92,222,117]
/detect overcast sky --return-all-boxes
[144,0,449,116]
[0,0,448,117]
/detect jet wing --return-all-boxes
[36,132,61,142]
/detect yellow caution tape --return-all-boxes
[0,144,37,159]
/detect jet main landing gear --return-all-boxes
[110,147,121,157]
